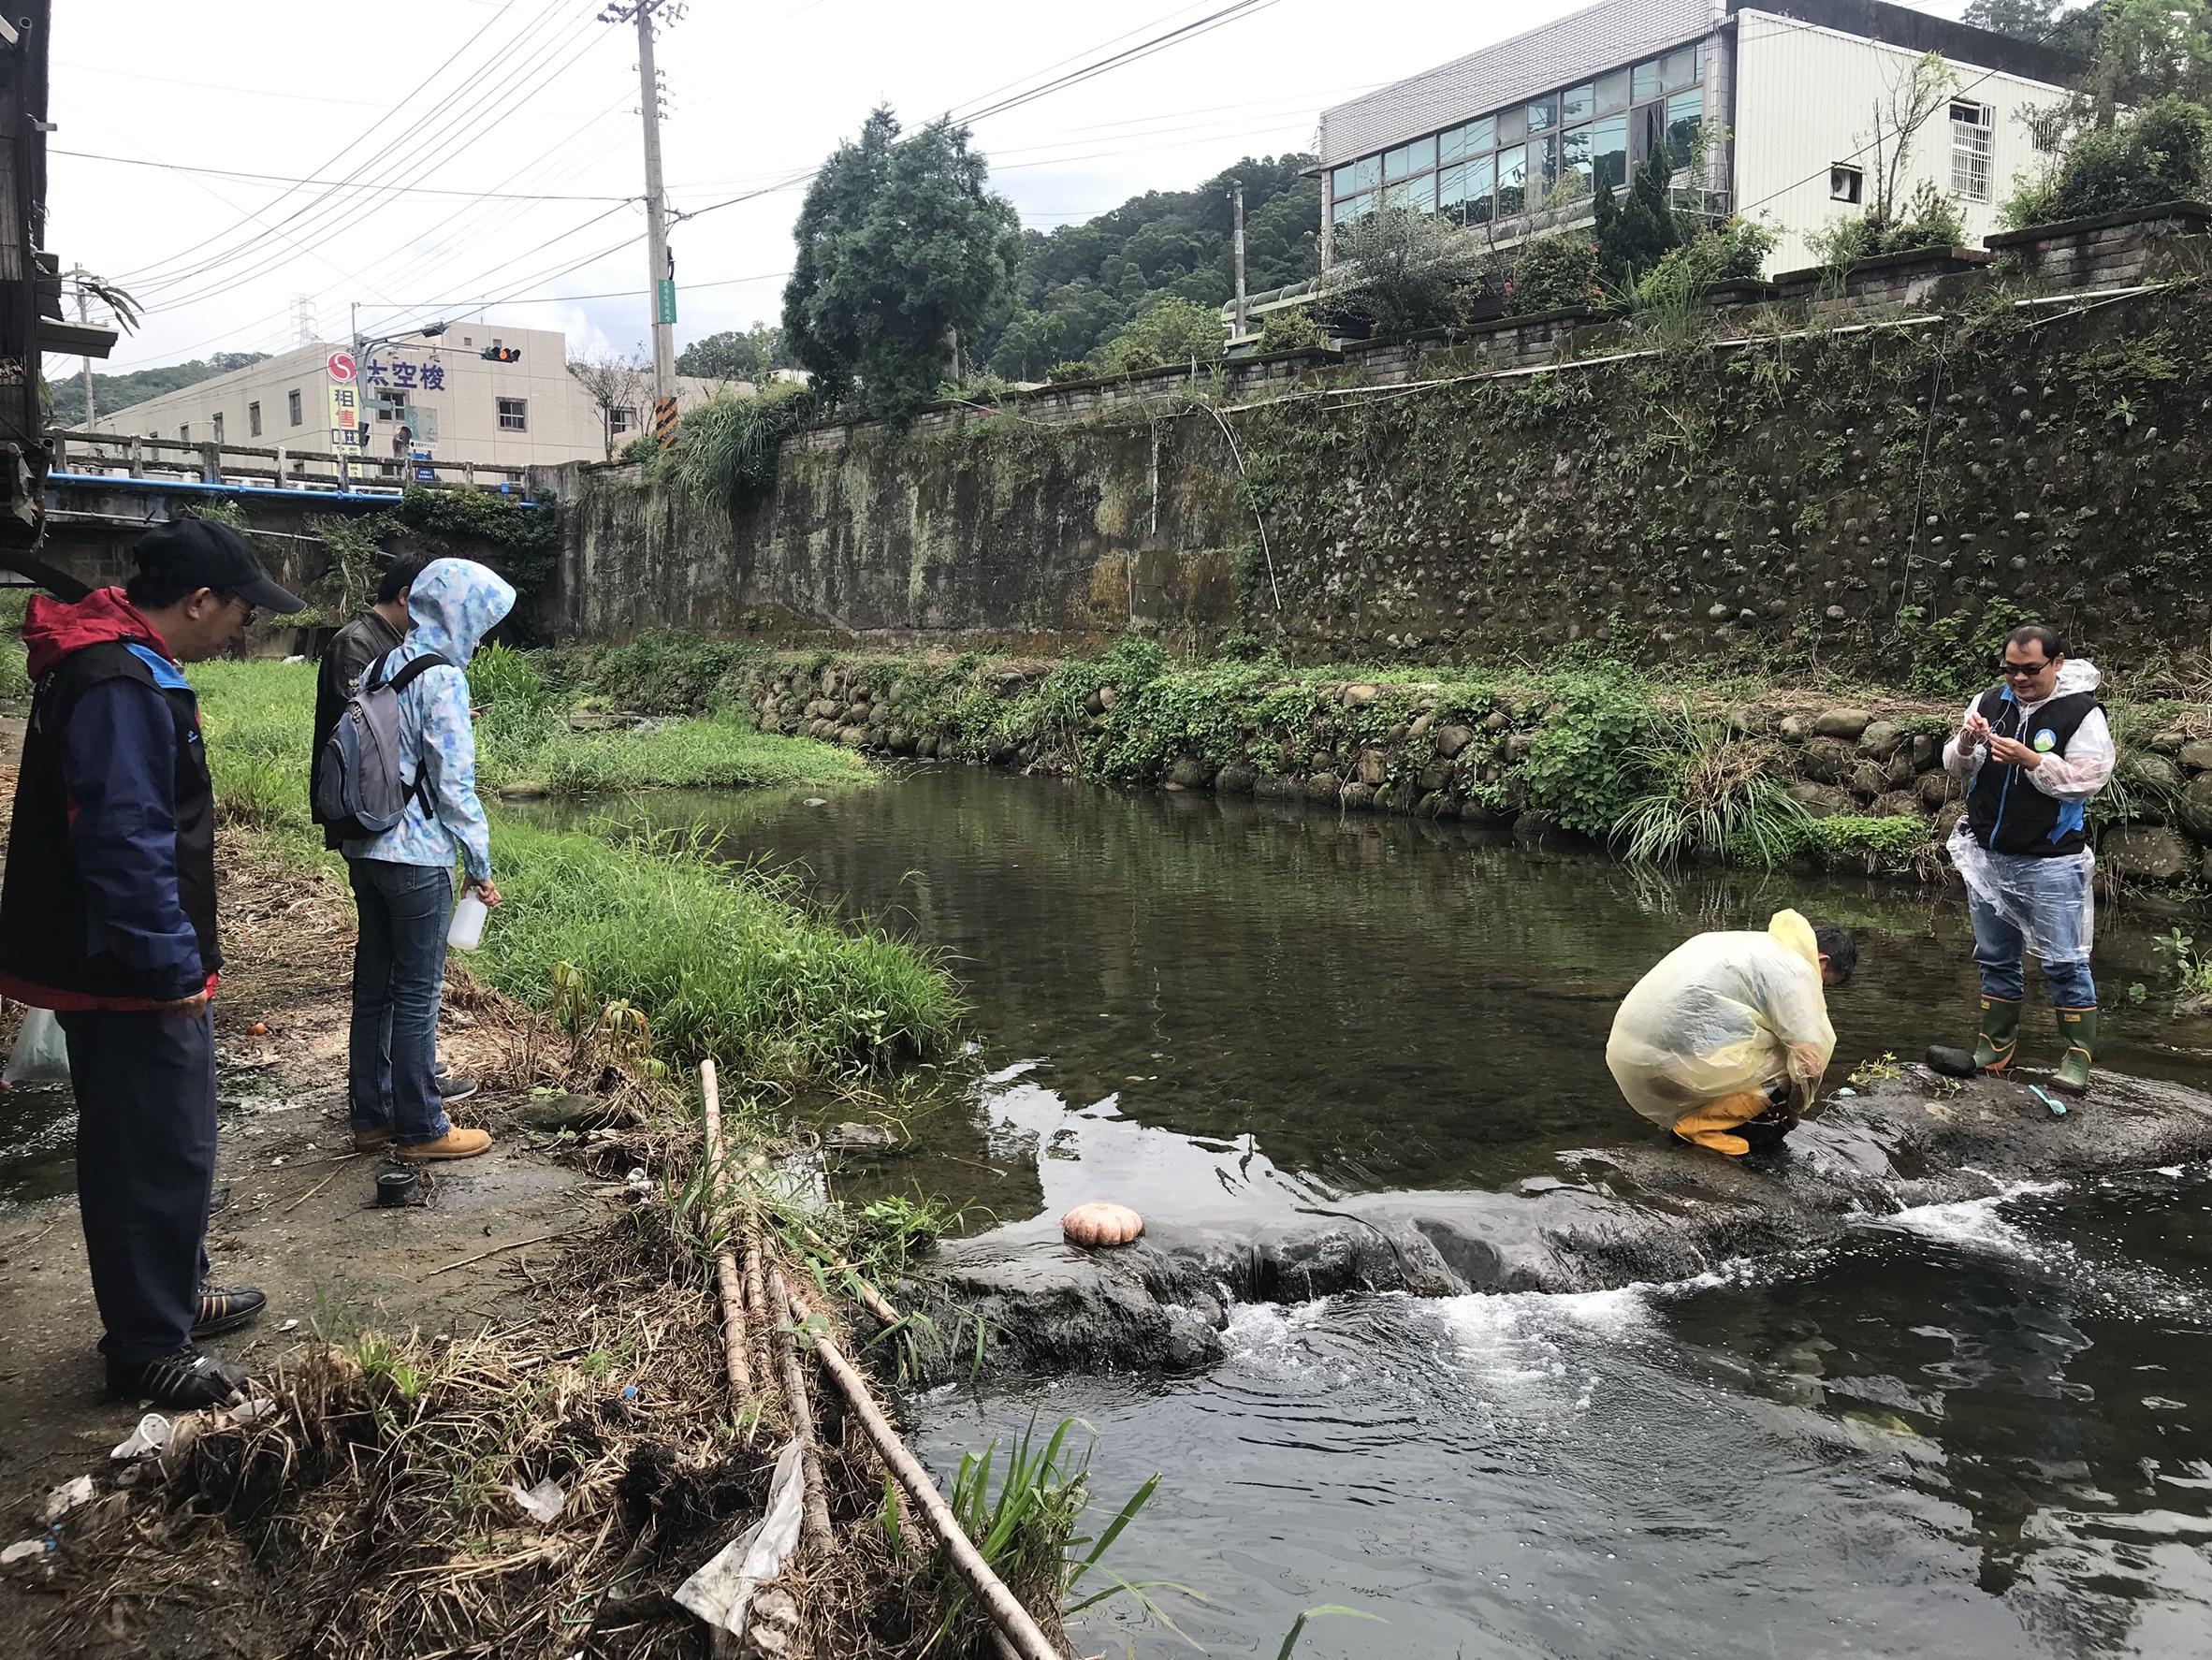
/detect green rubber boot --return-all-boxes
[1973,994,2021,1074]
[2052,1004,2097,1095]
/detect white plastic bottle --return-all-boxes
[447,890,488,952]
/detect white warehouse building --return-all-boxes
[1302,0,2079,291]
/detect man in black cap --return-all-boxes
[0,517,303,1407]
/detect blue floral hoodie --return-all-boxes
[343,558,514,881]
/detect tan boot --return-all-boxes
[353,1125,395,1153]
[1670,1089,1769,1157]
[395,1127,492,1161]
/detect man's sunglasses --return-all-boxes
[1999,659,2052,677]
[218,590,260,629]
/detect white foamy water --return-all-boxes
[1869,1181,2069,1259]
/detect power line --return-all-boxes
[52,148,635,204]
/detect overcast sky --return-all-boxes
[47,0,1974,377]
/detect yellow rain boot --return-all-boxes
[1671,1090,1770,1157]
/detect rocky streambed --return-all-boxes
[898,1066,2212,1382]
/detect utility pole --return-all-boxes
[67,265,93,429]
[1230,182,1248,342]
[602,1,681,444]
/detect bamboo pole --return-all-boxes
[769,1266,836,1552]
[797,1221,906,1328]
[697,1060,756,1402]
[742,1226,773,1389]
[784,1284,1061,1660]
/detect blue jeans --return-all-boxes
[348,858,454,1145]
[1967,852,2096,1008]
[59,1006,216,1364]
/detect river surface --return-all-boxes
[557,766,2212,1660]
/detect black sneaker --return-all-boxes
[192,1285,267,1339]
[108,1345,250,1408]
[437,1074,479,1103]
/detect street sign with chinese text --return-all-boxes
[327,381,364,447]
[654,278,677,326]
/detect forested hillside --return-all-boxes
[983,153,1319,379]
[48,351,269,429]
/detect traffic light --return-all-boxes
[480,345,522,363]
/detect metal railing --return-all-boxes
[46,429,533,497]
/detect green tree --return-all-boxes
[677,323,795,382]
[1322,205,1486,338]
[2081,0,2212,122]
[1961,0,2095,49]
[1593,146,1684,285]
[782,108,1022,420]
[1088,295,1225,373]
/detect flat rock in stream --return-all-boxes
[895,1067,2212,1383]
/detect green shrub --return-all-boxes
[1087,296,1225,376]
[1611,705,1809,865]
[1999,96,2212,228]
[1506,231,1604,315]
[0,589,27,702]
[1255,307,1326,353]
[1810,181,1966,269]
[1516,672,1655,834]
[674,382,817,509]
[1325,204,1488,337]
[1783,813,1932,871]
[585,632,762,713]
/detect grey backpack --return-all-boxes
[311,651,451,839]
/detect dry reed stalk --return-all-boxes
[768,1264,837,1553]
[797,1220,908,1328]
[698,1058,758,1404]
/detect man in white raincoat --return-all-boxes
[1607,910,1858,1156]
[1942,623,2113,1092]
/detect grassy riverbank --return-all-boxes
[187,657,961,1083]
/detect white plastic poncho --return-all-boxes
[1605,910,1837,1129]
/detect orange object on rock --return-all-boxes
[248,1022,269,1036]
[1061,1201,1143,1247]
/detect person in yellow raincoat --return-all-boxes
[1606,910,1858,1156]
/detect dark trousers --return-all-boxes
[348,857,453,1145]
[59,1006,216,1365]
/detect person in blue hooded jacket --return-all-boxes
[343,557,513,1160]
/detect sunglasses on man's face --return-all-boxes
[1999,659,2052,677]
[218,591,260,629]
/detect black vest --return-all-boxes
[1963,684,2101,858]
[0,640,221,999]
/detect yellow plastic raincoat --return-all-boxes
[1605,910,1837,1154]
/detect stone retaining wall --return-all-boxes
[713,652,2212,884]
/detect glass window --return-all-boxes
[1562,84,1594,124]
[247,401,261,438]
[1439,124,1467,166]
[1465,152,1495,223]
[1333,164,1357,197]
[1384,143,1412,181]
[1595,68,1631,114]
[1561,124,1593,189]
[1438,161,1466,215]
[1632,60,1661,102]
[1592,114,1629,192]
[1465,113,1494,153]
[287,389,302,427]
[1951,100,1993,201]
[1666,89,1703,163]
[1404,170,1436,212]
[211,412,224,443]
[1381,179,1405,206]
[1354,154,1381,191]
[1661,44,1702,93]
[179,424,190,441]
[497,397,528,432]
[1496,105,1527,145]
[1495,144,1526,215]
[1527,95,1557,133]
[1332,190,1372,224]
[1632,101,1663,165]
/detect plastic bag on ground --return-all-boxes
[1946,819,2095,962]
[1606,909,1836,1129]
[501,1477,567,1525]
[675,1439,807,1642]
[110,1414,170,1461]
[4,1008,69,1086]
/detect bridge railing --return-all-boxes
[47,430,534,496]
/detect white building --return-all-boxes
[91,324,736,469]
[1277,0,2077,329]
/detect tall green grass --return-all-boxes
[0,589,30,703]
[478,818,963,1077]
[183,658,956,1082]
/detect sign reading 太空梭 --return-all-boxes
[363,356,448,391]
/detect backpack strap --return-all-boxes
[372,651,452,695]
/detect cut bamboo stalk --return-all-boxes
[785,1284,1061,1660]
[697,1060,757,1403]
[742,1226,773,1389]
[769,1265,836,1552]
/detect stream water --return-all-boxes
[564,766,2212,1660]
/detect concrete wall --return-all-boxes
[541,207,2212,671]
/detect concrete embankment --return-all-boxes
[895,1066,2212,1382]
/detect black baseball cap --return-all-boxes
[134,517,305,614]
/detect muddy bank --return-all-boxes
[896,1065,2212,1381]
